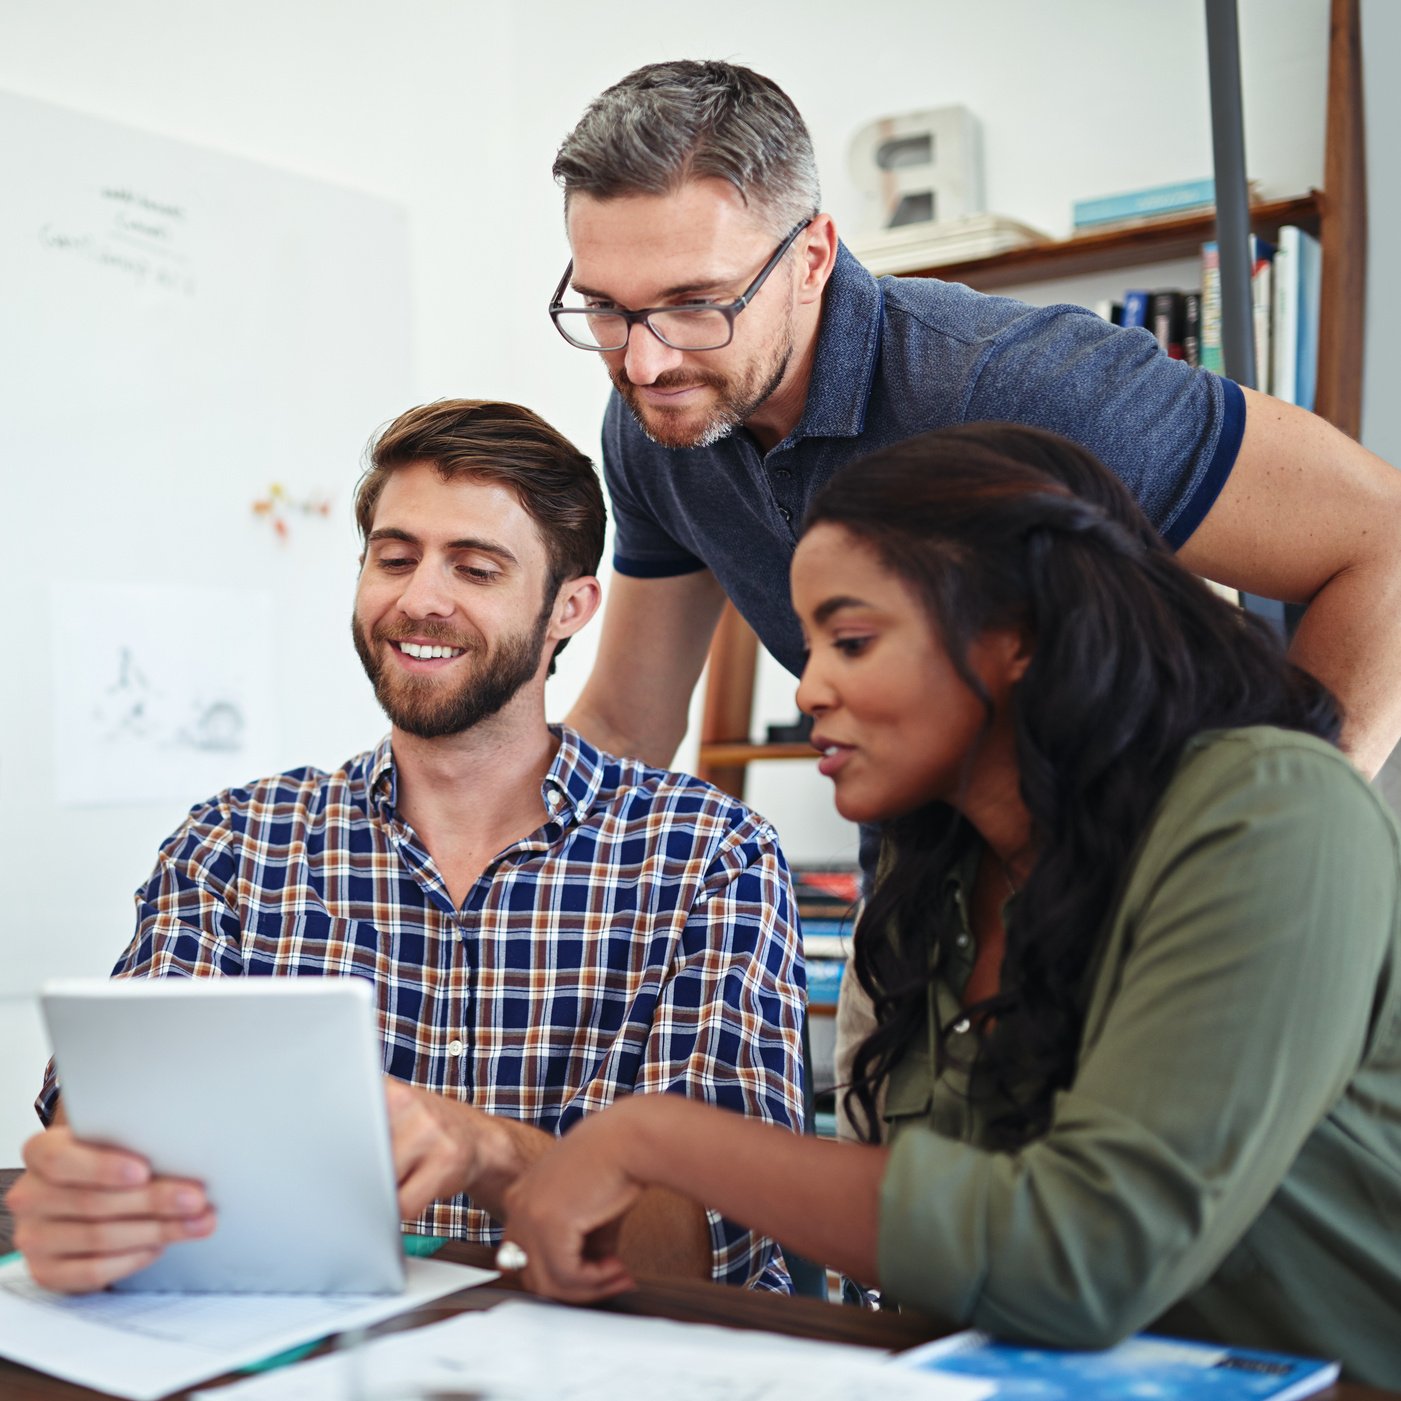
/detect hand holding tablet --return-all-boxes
[28,978,407,1295]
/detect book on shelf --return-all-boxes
[790,864,862,917]
[1201,243,1224,373]
[1272,225,1322,411]
[1150,291,1187,360]
[895,1329,1340,1401]
[804,956,845,1008]
[848,213,1050,277]
[1121,289,1151,330]
[1251,237,1276,397]
[1273,233,1297,405]
[1200,236,1275,389]
[1072,177,1218,230]
[1183,292,1202,368]
[803,925,853,960]
[1294,227,1321,413]
[1071,178,1261,233]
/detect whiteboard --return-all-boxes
[0,92,413,996]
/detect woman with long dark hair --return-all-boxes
[503,423,1401,1384]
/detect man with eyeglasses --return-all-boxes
[550,59,1401,789]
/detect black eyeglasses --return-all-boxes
[548,219,812,353]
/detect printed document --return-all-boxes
[0,1254,495,1400]
[198,1298,993,1400]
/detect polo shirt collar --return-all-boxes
[790,240,884,442]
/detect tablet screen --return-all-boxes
[41,977,407,1295]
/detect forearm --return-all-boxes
[471,1108,709,1278]
[618,1097,887,1285]
[1176,389,1401,777]
[563,694,684,769]
[1287,561,1401,778]
[562,570,727,767]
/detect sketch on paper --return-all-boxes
[52,583,275,808]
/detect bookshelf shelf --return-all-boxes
[697,741,816,767]
[915,194,1322,292]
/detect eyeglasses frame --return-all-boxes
[548,218,814,353]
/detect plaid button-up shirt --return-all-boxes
[39,727,806,1289]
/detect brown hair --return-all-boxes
[356,399,606,672]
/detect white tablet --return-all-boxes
[40,977,407,1295]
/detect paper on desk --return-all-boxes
[198,1298,994,1400]
[0,1254,495,1401]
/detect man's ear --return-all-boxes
[550,575,602,641]
[796,213,839,306]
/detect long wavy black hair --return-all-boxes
[804,423,1343,1145]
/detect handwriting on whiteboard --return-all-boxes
[37,184,196,294]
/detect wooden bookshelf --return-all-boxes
[910,194,1321,293]
[696,0,1365,801]
[699,742,816,767]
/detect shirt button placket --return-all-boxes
[767,456,798,538]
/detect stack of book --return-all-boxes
[848,213,1050,276]
[1097,225,1320,407]
[1071,176,1257,233]
[791,863,862,1009]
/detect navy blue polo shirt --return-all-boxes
[603,242,1245,679]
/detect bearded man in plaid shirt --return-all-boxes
[12,399,805,1295]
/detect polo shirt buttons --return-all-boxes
[778,506,792,523]
[773,467,792,479]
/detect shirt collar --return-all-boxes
[362,726,605,829]
[366,735,397,821]
[789,240,884,442]
[540,723,606,827]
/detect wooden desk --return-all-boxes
[0,1169,1392,1399]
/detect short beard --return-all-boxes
[612,309,796,451]
[351,604,551,740]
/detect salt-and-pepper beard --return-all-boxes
[611,296,796,450]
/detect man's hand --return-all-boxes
[385,1080,710,1280]
[385,1078,523,1221]
[6,1128,214,1293]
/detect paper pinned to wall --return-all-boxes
[51,582,276,808]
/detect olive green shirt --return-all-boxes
[878,728,1401,1386]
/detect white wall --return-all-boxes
[0,0,1347,1160]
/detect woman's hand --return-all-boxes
[501,1101,647,1302]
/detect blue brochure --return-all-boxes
[896,1329,1340,1400]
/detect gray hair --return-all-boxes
[552,60,820,236]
